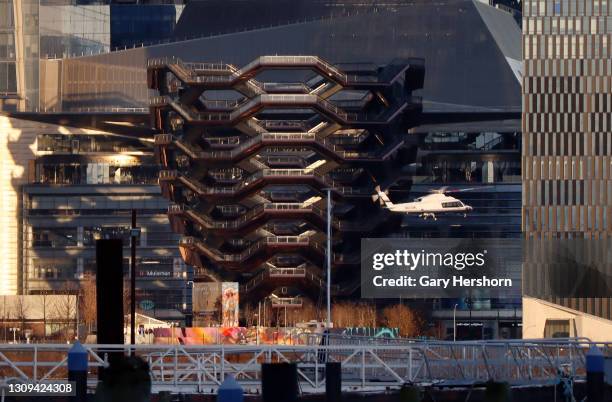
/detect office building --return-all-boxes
[522,0,612,340]
[22,130,192,322]
[0,0,191,323]
[0,0,183,112]
[0,114,192,322]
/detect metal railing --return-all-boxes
[153,92,411,127]
[161,168,351,198]
[181,235,322,263]
[0,340,608,394]
[159,129,404,164]
[149,55,400,89]
[269,296,303,308]
[170,197,380,236]
[240,263,329,294]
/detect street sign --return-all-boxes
[139,300,155,310]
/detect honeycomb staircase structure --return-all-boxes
[148,55,424,305]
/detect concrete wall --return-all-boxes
[0,294,77,320]
[523,297,612,342]
[0,115,114,295]
[0,116,38,294]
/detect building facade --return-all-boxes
[21,129,192,323]
[522,0,612,339]
[0,0,184,113]
[0,114,191,323]
[394,129,522,339]
[1,0,524,336]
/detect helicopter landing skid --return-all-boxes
[420,213,437,221]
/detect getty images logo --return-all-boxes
[372,250,487,271]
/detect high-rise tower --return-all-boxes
[522,0,612,339]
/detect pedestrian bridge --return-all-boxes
[0,338,609,394]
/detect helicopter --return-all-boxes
[372,186,473,220]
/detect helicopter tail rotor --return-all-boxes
[372,185,392,207]
[371,186,384,206]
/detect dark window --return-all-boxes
[31,258,77,280]
[544,319,570,338]
[32,227,77,247]
[83,226,139,246]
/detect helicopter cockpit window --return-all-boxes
[441,201,462,208]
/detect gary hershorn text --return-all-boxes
[372,275,513,289]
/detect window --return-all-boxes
[544,319,571,338]
[83,226,139,246]
[145,226,178,246]
[0,61,17,92]
[32,227,77,247]
[31,258,77,280]
[441,201,463,208]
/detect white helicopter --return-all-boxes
[372,186,473,220]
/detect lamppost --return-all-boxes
[453,304,458,342]
[9,327,20,343]
[324,188,332,329]
[253,300,261,345]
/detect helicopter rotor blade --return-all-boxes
[445,186,497,193]
[429,186,448,194]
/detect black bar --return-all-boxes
[325,362,342,402]
[96,239,124,346]
[68,372,86,401]
[131,209,137,346]
[262,363,297,402]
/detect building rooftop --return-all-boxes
[32,0,520,115]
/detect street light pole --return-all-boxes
[10,327,19,343]
[453,303,458,342]
[257,301,261,345]
[326,188,332,329]
[130,210,139,346]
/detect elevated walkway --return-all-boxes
[150,94,416,127]
[158,169,371,201]
[168,202,387,234]
[155,131,405,163]
[147,55,418,94]
[179,235,325,270]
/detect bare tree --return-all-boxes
[80,274,97,336]
[331,303,349,327]
[54,285,78,342]
[213,295,222,326]
[0,296,7,342]
[290,299,320,325]
[41,293,52,340]
[332,302,377,328]
[13,296,30,334]
[380,304,425,338]
[242,303,255,327]
[123,280,131,332]
[261,300,274,327]
[355,302,377,327]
